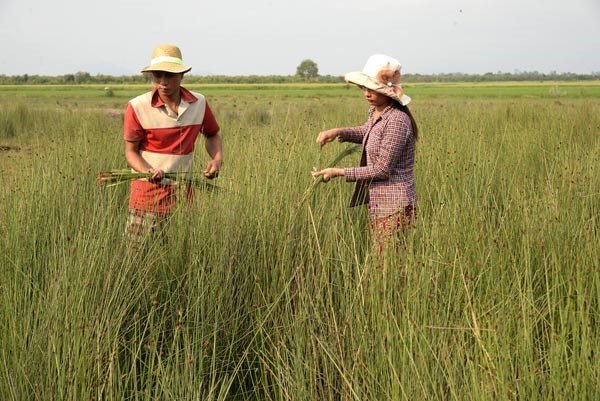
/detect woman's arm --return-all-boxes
[316,128,342,146]
[311,167,344,182]
[317,122,370,146]
[338,122,369,144]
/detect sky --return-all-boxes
[1,0,599,76]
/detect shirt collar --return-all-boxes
[368,104,395,121]
[151,86,198,108]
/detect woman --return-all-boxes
[312,54,418,249]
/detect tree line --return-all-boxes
[1,67,599,85]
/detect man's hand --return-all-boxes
[204,159,222,179]
[148,168,164,183]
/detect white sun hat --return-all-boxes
[141,44,192,74]
[344,54,411,106]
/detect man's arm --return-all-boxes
[203,133,223,178]
[125,140,163,181]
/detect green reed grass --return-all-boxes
[1,88,599,400]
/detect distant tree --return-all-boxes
[75,71,91,84]
[296,59,319,79]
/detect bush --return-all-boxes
[0,103,30,139]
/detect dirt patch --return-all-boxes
[106,108,125,118]
[0,145,21,152]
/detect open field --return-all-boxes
[1,82,599,400]
[2,80,600,102]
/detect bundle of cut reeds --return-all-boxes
[96,169,219,191]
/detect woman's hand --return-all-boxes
[311,168,344,182]
[316,128,341,146]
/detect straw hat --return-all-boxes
[141,44,192,74]
[345,54,411,106]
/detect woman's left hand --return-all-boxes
[311,168,344,182]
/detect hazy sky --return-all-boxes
[1,0,599,76]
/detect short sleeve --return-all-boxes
[202,102,220,136]
[123,102,145,142]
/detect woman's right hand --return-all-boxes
[316,128,340,146]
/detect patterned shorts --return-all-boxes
[370,205,416,253]
[126,209,167,242]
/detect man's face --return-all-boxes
[151,71,183,98]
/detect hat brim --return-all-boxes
[141,62,192,74]
[345,71,411,106]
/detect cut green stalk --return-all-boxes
[96,169,220,191]
[295,144,361,209]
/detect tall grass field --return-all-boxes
[1,82,599,400]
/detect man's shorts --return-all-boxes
[126,209,167,243]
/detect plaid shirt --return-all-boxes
[341,104,417,218]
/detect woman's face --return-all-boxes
[358,85,391,109]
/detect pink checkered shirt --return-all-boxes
[341,104,417,218]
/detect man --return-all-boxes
[123,44,223,240]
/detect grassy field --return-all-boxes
[1,82,599,400]
[3,80,600,100]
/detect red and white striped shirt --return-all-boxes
[124,87,220,213]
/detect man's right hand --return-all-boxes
[148,168,164,183]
